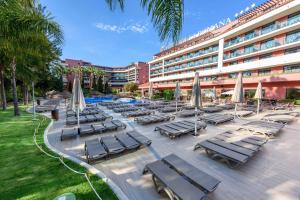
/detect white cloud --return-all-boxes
[95,22,148,33]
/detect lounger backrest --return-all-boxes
[145,160,206,200]
[163,154,220,193]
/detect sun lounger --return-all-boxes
[217,104,235,110]
[35,105,56,112]
[122,110,153,117]
[145,104,164,110]
[240,120,284,137]
[66,110,76,117]
[134,114,175,125]
[91,124,106,133]
[199,114,234,125]
[221,131,267,146]
[115,133,141,150]
[200,107,223,113]
[143,160,206,200]
[194,140,250,168]
[85,115,96,122]
[113,107,139,113]
[262,114,295,124]
[162,154,221,193]
[85,139,107,163]
[61,128,78,141]
[178,110,204,117]
[155,120,206,138]
[66,116,77,125]
[159,107,178,113]
[100,136,125,155]
[183,105,195,110]
[79,115,88,123]
[103,120,126,130]
[78,124,95,136]
[234,110,253,117]
[126,130,152,146]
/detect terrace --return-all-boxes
[43,98,300,200]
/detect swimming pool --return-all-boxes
[85,96,141,105]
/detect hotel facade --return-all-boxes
[62,59,149,91]
[143,0,300,100]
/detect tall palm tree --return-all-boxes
[0,0,63,115]
[105,0,184,43]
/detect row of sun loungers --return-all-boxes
[145,104,164,110]
[154,120,207,138]
[177,110,204,118]
[79,120,126,136]
[194,130,267,168]
[134,102,150,107]
[85,131,151,163]
[159,107,179,113]
[143,154,220,200]
[199,114,234,125]
[61,120,126,140]
[134,115,175,125]
[200,107,223,113]
[239,120,285,137]
[66,107,103,117]
[66,113,112,125]
[113,107,139,113]
[217,104,235,110]
[121,109,153,117]
[35,105,57,112]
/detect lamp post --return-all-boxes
[32,81,37,121]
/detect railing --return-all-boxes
[224,14,300,48]
[223,37,295,60]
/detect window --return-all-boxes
[283,65,300,73]
[288,11,300,26]
[260,39,275,50]
[245,30,255,40]
[286,88,300,99]
[258,69,271,76]
[285,47,300,55]
[229,61,238,66]
[212,55,218,63]
[212,45,218,52]
[285,30,300,44]
[244,57,255,63]
[244,44,254,54]
[242,71,252,77]
[228,73,237,78]
[261,22,275,35]
[260,53,272,59]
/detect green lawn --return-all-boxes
[0,107,118,200]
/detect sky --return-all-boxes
[40,0,266,67]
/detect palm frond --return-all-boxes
[105,0,125,11]
[141,0,184,43]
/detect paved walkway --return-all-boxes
[46,103,300,200]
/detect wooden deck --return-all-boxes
[47,105,300,200]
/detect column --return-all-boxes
[218,38,224,70]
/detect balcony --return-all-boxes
[224,15,300,49]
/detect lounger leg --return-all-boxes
[194,143,201,150]
[142,167,149,175]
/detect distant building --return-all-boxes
[62,59,148,92]
[141,0,300,100]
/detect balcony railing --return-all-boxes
[224,14,300,48]
[223,38,292,60]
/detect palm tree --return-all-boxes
[0,0,63,115]
[105,0,184,43]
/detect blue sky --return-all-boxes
[41,0,266,66]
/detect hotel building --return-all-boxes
[144,0,300,100]
[62,59,149,91]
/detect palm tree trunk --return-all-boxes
[23,83,29,105]
[11,58,20,116]
[0,65,7,110]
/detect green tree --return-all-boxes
[124,82,138,93]
[0,0,63,115]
